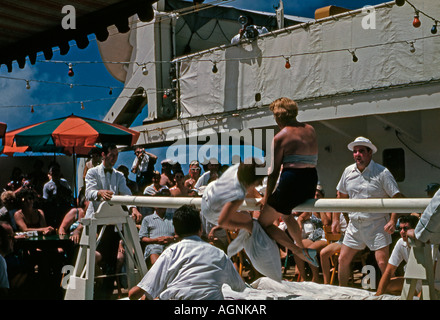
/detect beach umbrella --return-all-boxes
[4,114,140,195]
[7,114,140,156]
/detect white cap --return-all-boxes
[347,136,377,154]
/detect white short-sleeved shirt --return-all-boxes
[201,164,246,226]
[137,235,246,300]
[388,238,410,267]
[336,160,401,220]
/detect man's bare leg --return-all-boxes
[338,244,360,286]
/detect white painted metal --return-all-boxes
[401,239,437,300]
[109,195,431,213]
[64,202,147,300]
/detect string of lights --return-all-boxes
[396,0,439,33]
[0,88,167,111]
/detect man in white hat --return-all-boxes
[332,136,404,287]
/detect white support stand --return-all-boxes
[401,238,437,300]
[64,202,147,300]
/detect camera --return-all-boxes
[244,25,259,40]
[238,15,258,40]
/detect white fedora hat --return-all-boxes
[347,136,377,154]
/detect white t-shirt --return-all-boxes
[201,164,246,226]
[137,235,246,300]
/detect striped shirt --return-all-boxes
[139,211,175,259]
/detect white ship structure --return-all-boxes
[98,0,440,198]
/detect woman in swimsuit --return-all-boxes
[14,188,54,235]
[259,97,320,267]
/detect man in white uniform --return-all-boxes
[128,205,246,300]
[85,143,142,299]
[332,137,404,287]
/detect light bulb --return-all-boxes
[26,80,30,89]
[351,51,358,62]
[212,63,218,73]
[31,106,34,113]
[70,84,73,89]
[431,23,438,34]
[142,65,148,75]
[285,58,291,69]
[409,42,416,53]
[81,102,85,110]
[395,0,405,6]
[413,13,421,28]
[142,90,147,98]
[109,88,113,95]
[68,63,74,77]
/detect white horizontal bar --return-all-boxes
[108,196,431,213]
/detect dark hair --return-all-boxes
[117,165,129,176]
[77,187,87,208]
[16,188,38,208]
[88,147,101,157]
[237,158,266,186]
[398,215,419,229]
[101,143,117,155]
[172,205,201,236]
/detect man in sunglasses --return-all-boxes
[375,215,420,296]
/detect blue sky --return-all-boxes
[0,0,386,178]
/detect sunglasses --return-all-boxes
[399,226,409,231]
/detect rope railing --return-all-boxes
[108,196,431,214]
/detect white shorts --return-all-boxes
[343,216,392,251]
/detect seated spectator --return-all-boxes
[83,147,102,183]
[14,188,54,235]
[160,159,175,188]
[0,221,15,298]
[142,171,170,217]
[58,189,89,244]
[320,212,348,284]
[184,160,202,190]
[169,170,190,197]
[0,191,18,231]
[375,215,420,296]
[42,163,74,228]
[195,159,221,194]
[293,186,330,283]
[117,165,139,195]
[231,15,268,45]
[129,204,246,300]
[139,201,176,269]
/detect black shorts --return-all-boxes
[267,167,318,215]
